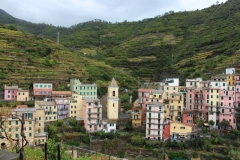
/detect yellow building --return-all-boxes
[35,101,57,122]
[168,93,185,121]
[149,90,164,103]
[170,121,192,139]
[71,93,83,119]
[163,86,179,99]
[208,87,220,127]
[132,99,142,127]
[227,75,236,86]
[107,78,119,120]
[17,88,29,101]
[0,108,46,149]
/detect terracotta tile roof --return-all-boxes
[52,91,72,95]
[16,105,28,109]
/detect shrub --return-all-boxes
[117,150,125,158]
[192,151,198,158]
[130,135,144,145]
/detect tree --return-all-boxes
[24,147,44,160]
[69,118,77,126]
[209,120,215,127]
[220,119,231,130]
[130,135,144,145]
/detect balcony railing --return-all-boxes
[88,111,101,114]
[132,112,142,115]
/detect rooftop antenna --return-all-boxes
[57,32,59,45]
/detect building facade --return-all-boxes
[33,83,53,96]
[70,79,97,98]
[82,98,102,132]
[4,85,18,101]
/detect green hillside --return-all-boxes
[1,0,240,84]
[0,24,139,95]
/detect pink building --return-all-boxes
[182,111,194,126]
[138,89,152,124]
[235,75,240,108]
[4,85,18,101]
[83,98,103,132]
[33,83,53,96]
[55,98,69,119]
[219,89,235,127]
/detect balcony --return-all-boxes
[146,110,163,113]
[132,112,142,115]
[88,111,101,114]
[93,104,102,108]
[194,102,204,105]
[88,121,102,125]
[34,132,47,137]
[58,108,68,111]
[194,97,204,100]
[89,117,101,119]
[169,112,174,116]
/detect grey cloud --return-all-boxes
[1,0,227,27]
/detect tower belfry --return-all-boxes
[107,78,119,119]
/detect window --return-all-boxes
[16,127,18,131]
[46,117,48,120]
[223,83,225,86]
[48,85,51,88]
[188,114,192,117]
[74,111,76,114]
[90,125,92,128]
[39,123,41,126]
[42,139,44,142]
[18,93,20,95]
[29,133,32,137]
[88,103,91,106]
[211,95,213,98]
[29,127,32,131]
[29,121,32,124]
[40,85,42,88]
[16,121,18,125]
[16,134,18,138]
[112,91,115,96]
[39,117,41,120]
[8,90,10,93]
[44,85,47,88]
[229,97,232,100]
[174,126,176,129]
[44,91,46,94]
[40,91,42,95]
[74,106,76,108]
[190,94,192,98]
[180,127,185,129]
[9,128,11,132]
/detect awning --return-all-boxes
[203,123,209,127]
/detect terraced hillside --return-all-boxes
[2,0,240,83]
[0,24,138,95]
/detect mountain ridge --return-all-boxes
[1,0,240,84]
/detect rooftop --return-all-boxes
[14,108,36,112]
[83,98,100,103]
[35,101,56,106]
[16,105,28,109]
[109,78,118,87]
[4,85,18,90]
[52,91,72,95]
[147,102,164,106]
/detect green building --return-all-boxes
[70,79,97,98]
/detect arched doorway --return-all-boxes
[1,143,6,149]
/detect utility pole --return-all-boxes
[57,32,59,45]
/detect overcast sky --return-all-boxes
[1,0,228,27]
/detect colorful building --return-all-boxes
[55,98,69,120]
[170,121,192,140]
[70,93,83,119]
[138,88,152,124]
[107,78,119,120]
[82,98,102,132]
[17,88,29,101]
[35,101,57,122]
[132,99,142,127]
[70,79,97,98]
[168,92,185,121]
[4,85,18,101]
[208,87,220,127]
[0,108,47,148]
[33,82,52,96]
[146,102,165,141]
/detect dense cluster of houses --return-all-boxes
[0,78,119,148]
[1,67,239,148]
[132,68,238,141]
